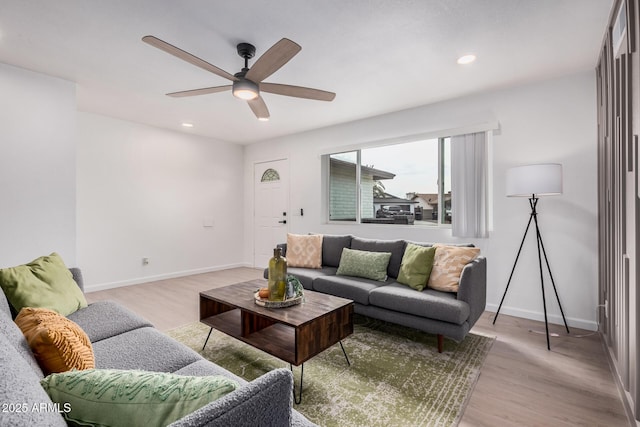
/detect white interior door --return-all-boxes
[253,159,289,268]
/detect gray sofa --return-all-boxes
[0,268,316,427]
[270,235,486,353]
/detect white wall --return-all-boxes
[0,63,77,268]
[76,113,245,291]
[244,70,599,330]
[1,61,599,330]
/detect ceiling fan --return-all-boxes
[142,36,336,121]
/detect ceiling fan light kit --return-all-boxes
[232,79,258,100]
[142,35,335,120]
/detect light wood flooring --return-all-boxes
[86,267,630,426]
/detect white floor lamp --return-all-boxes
[493,163,570,350]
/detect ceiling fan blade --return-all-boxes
[245,38,301,83]
[167,85,232,98]
[248,96,270,120]
[260,83,336,101]
[142,35,238,82]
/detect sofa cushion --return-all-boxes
[336,248,392,281]
[0,333,67,427]
[286,266,337,290]
[350,237,405,279]
[369,283,470,324]
[15,307,95,374]
[396,244,436,291]
[0,253,87,316]
[313,275,390,305]
[0,300,44,378]
[92,327,201,372]
[321,234,353,267]
[174,359,247,385]
[428,245,481,292]
[41,369,238,427]
[286,233,323,268]
[67,300,153,343]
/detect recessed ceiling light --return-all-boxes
[258,117,269,122]
[181,122,194,128]
[457,54,476,65]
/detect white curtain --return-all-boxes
[451,132,489,238]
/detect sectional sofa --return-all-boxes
[1,267,316,427]
[269,235,486,352]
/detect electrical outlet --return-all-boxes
[605,299,609,318]
[142,257,149,266]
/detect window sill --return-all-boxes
[327,220,452,229]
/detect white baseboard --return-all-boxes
[84,263,250,293]
[486,303,598,331]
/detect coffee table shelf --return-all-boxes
[201,309,296,363]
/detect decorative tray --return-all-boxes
[254,291,303,308]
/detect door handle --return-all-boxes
[278,220,287,224]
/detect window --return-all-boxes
[328,152,358,221]
[326,137,452,226]
[261,168,280,182]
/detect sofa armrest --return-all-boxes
[456,256,486,328]
[277,243,287,257]
[169,368,294,427]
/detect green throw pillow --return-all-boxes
[40,369,239,427]
[396,244,436,291]
[0,253,87,316]
[336,248,392,281]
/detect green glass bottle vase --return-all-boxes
[268,248,287,301]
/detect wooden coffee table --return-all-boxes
[199,279,354,403]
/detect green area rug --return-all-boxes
[167,315,494,427]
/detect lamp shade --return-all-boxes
[506,163,563,197]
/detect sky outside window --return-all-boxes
[361,139,439,196]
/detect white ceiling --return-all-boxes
[0,0,613,144]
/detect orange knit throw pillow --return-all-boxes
[15,307,95,374]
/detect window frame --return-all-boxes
[437,137,445,226]
[324,136,451,228]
